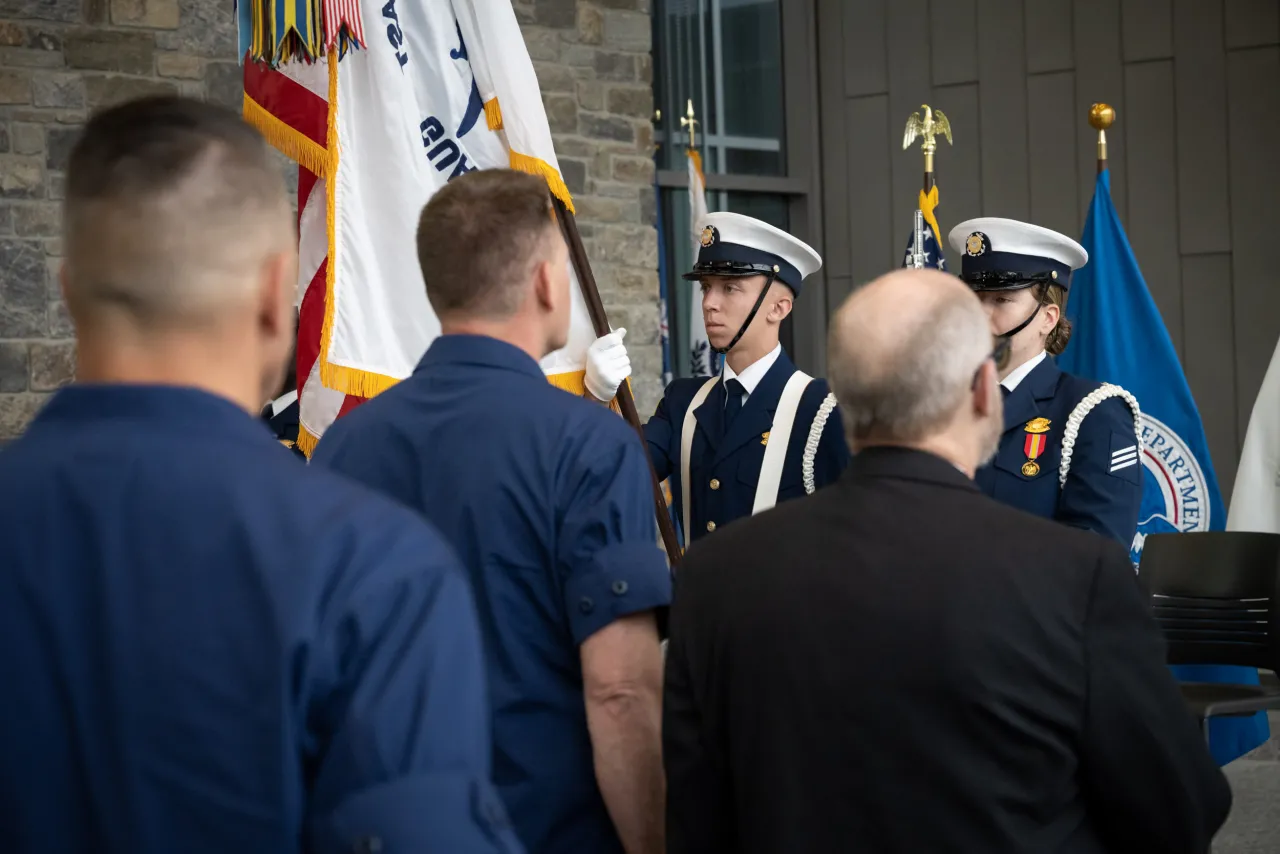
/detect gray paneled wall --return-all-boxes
[815,0,1280,499]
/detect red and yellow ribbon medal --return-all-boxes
[1022,417,1051,477]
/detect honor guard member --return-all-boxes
[584,212,850,544]
[948,217,1143,546]
[0,96,521,854]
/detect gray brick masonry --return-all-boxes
[0,0,659,436]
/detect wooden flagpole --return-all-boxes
[553,198,684,569]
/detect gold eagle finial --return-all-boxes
[903,104,953,152]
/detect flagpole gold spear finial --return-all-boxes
[679,98,699,151]
[1089,103,1115,174]
[903,103,952,192]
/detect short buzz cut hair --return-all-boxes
[64,95,290,322]
[415,169,559,319]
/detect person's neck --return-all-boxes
[75,331,265,414]
[998,342,1047,381]
[441,316,547,364]
[856,434,979,479]
[726,336,778,375]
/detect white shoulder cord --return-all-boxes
[802,392,839,495]
[1058,383,1142,488]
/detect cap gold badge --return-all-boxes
[700,225,716,247]
[965,232,987,256]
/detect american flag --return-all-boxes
[902,212,947,271]
[901,185,947,272]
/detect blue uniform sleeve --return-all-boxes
[560,424,673,645]
[642,391,676,483]
[304,518,524,854]
[1056,396,1143,549]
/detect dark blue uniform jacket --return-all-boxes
[976,355,1143,548]
[0,384,521,854]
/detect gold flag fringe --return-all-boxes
[242,95,330,177]
[297,423,321,458]
[509,150,575,213]
[484,98,503,131]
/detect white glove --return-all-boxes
[584,328,631,401]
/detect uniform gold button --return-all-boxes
[706,521,716,532]
[710,478,720,490]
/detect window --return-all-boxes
[652,0,818,380]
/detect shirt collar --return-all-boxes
[722,343,782,397]
[268,389,297,416]
[416,334,545,380]
[1000,349,1047,393]
[31,384,273,445]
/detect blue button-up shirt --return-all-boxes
[0,385,522,854]
[313,335,672,854]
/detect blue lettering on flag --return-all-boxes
[382,0,407,68]
[449,21,485,138]
[419,117,477,178]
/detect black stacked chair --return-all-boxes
[1137,531,1280,738]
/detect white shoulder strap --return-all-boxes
[1058,382,1142,488]
[802,392,839,495]
[752,371,812,515]
[680,377,720,544]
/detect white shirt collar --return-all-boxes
[268,389,298,416]
[1001,350,1047,393]
[722,343,782,400]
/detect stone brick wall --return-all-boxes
[0,0,659,438]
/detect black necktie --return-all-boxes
[723,378,745,430]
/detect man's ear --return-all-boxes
[768,292,793,324]
[531,259,555,311]
[257,249,296,339]
[974,360,1000,418]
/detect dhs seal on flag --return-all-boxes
[1131,414,1211,562]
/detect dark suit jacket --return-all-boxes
[664,446,1231,854]
[643,349,849,545]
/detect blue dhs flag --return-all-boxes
[902,187,947,271]
[1058,169,1268,765]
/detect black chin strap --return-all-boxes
[713,274,776,356]
[997,301,1043,340]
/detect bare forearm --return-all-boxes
[587,687,665,854]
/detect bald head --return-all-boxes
[828,269,994,449]
[63,95,293,325]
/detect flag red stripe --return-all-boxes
[242,60,328,147]
[297,258,326,394]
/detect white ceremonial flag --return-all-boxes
[687,148,713,377]
[244,0,603,449]
[1228,333,1280,532]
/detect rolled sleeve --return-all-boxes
[560,422,673,646]
[564,541,672,645]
